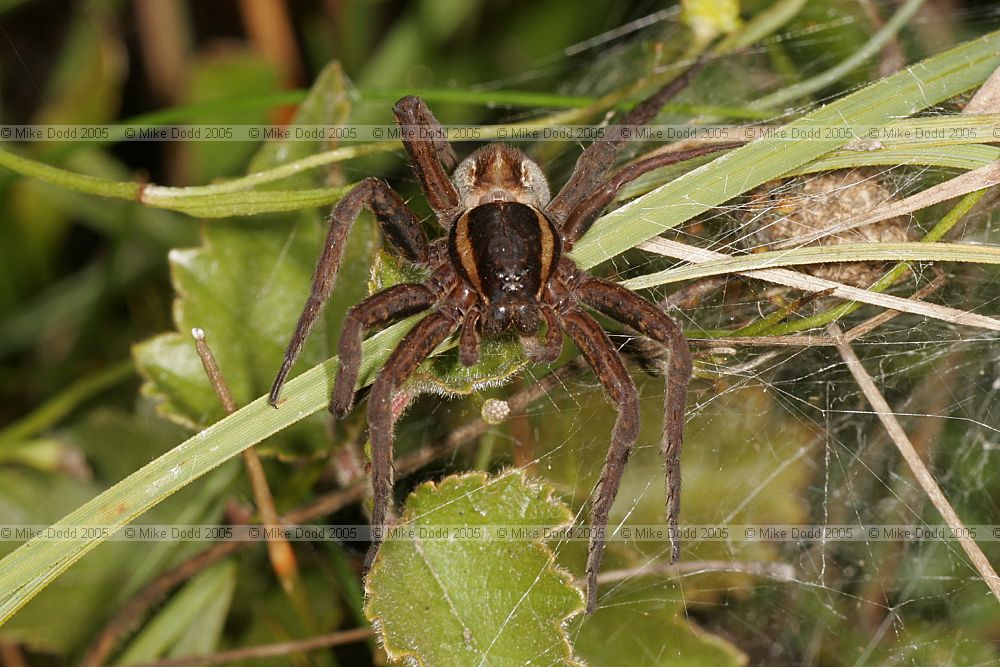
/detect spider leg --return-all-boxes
[547,55,711,224]
[521,306,563,364]
[561,142,744,247]
[269,178,429,407]
[459,308,481,366]
[558,307,641,614]
[576,276,692,564]
[393,96,461,225]
[363,307,462,570]
[331,283,439,416]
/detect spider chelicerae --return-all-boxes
[269,56,740,612]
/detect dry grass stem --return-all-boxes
[830,323,1000,603]
[637,238,1000,331]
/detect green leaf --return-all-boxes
[248,61,352,188]
[412,337,530,396]
[132,218,372,434]
[365,471,585,666]
[133,60,370,460]
[576,587,747,667]
[132,214,376,457]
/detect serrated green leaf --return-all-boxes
[412,338,529,396]
[133,62,372,459]
[576,586,747,667]
[365,471,585,666]
[248,61,351,187]
[135,221,330,415]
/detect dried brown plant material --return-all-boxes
[740,170,913,287]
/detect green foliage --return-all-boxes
[116,562,237,664]
[0,406,194,654]
[576,587,748,667]
[184,51,281,183]
[133,62,374,461]
[365,472,585,666]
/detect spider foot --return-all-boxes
[329,382,354,418]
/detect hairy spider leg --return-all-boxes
[577,276,693,564]
[331,283,440,416]
[458,307,481,366]
[557,307,642,614]
[393,96,461,224]
[269,177,429,407]
[520,306,563,364]
[547,54,711,224]
[363,307,463,570]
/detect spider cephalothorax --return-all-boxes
[269,56,741,613]
[449,145,561,344]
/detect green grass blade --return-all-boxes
[795,144,1000,173]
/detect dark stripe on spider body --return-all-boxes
[448,201,560,304]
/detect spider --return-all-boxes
[269,56,740,613]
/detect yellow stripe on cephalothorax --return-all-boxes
[536,209,555,297]
[454,211,486,298]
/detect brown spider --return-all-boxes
[269,56,739,612]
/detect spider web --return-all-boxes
[376,5,1000,665]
